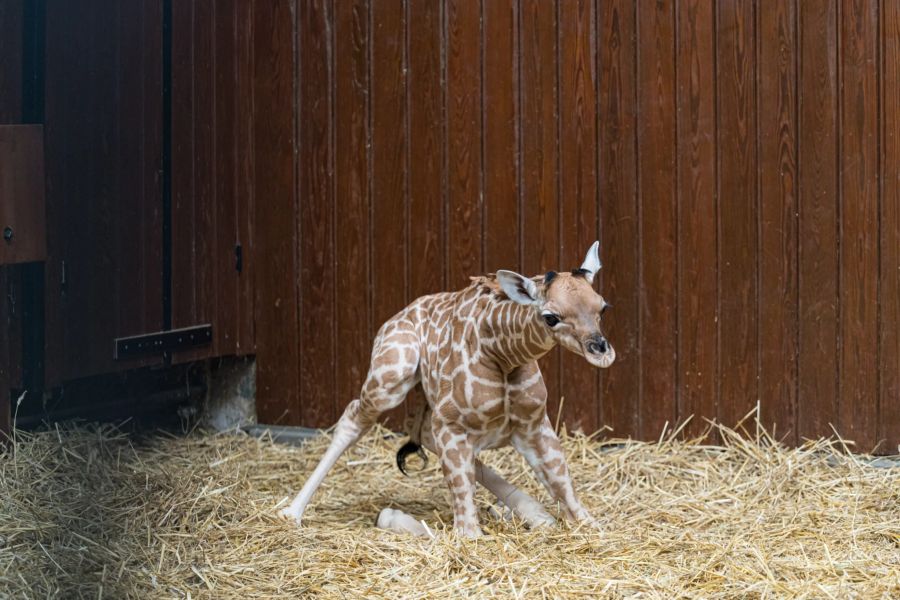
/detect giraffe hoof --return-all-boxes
[278,507,303,525]
[376,508,432,537]
[487,503,515,522]
[527,512,558,528]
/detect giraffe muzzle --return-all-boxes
[584,335,615,368]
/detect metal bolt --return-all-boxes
[3,227,12,242]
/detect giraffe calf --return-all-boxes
[279,242,615,537]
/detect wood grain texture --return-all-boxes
[676,0,717,440]
[371,0,407,427]
[838,0,878,451]
[408,0,446,299]
[170,0,197,340]
[758,0,799,445]
[234,0,255,355]
[335,0,372,418]
[446,0,482,287]
[0,266,22,438]
[29,0,899,450]
[798,0,839,440]
[598,0,640,438]
[636,0,677,439]
[558,0,598,433]
[169,0,254,363]
[482,0,519,275]
[0,0,22,123]
[43,0,163,384]
[881,0,900,452]
[252,0,299,424]
[520,0,561,420]
[298,0,335,428]
[213,0,239,357]
[0,125,46,264]
[717,0,759,429]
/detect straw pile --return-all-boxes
[1,417,898,599]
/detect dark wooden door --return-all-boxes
[42,0,165,385]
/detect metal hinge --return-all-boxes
[114,324,213,360]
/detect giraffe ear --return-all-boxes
[579,241,602,283]
[496,270,540,305]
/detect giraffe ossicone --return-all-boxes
[278,241,614,538]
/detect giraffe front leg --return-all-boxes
[434,425,482,538]
[513,416,596,526]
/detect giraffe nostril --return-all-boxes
[587,338,609,355]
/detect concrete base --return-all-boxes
[201,356,257,432]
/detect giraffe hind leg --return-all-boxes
[279,319,420,525]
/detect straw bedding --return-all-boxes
[1,417,898,599]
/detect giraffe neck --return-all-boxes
[480,298,556,371]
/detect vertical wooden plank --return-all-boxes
[115,0,163,353]
[446,0,482,287]
[838,0,878,451]
[521,0,560,419]
[189,0,216,350]
[0,0,22,123]
[0,267,17,437]
[408,0,445,297]
[65,0,118,379]
[758,0,799,445]
[676,0,717,440]
[637,0,677,439]
[253,0,299,424]
[881,0,900,452]
[171,0,221,364]
[0,260,8,431]
[482,0,518,274]
[298,0,335,427]
[142,0,164,347]
[170,0,196,337]
[214,0,239,356]
[558,0,598,433]
[235,0,255,355]
[798,0,839,440]
[717,0,759,429]
[598,0,639,439]
[41,0,72,387]
[370,0,407,427]
[335,0,371,416]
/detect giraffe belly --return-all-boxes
[471,426,512,453]
[468,409,514,452]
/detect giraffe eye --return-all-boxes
[542,314,560,328]
[601,302,611,316]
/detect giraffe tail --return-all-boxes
[396,395,429,476]
[396,440,427,476]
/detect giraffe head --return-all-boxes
[496,242,615,368]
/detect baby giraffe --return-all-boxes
[279,242,615,537]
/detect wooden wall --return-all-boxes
[252,0,900,453]
[5,1,897,452]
